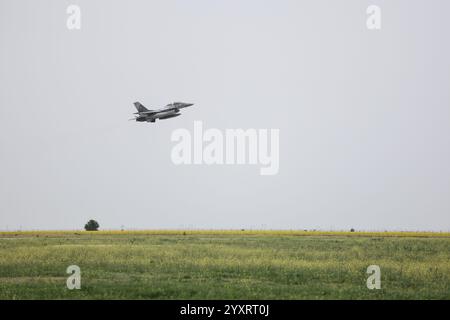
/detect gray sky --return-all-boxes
[1,0,449,231]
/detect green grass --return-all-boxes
[0,231,449,299]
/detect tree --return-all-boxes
[84,219,99,231]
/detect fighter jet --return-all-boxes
[130,101,194,123]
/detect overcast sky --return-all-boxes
[1,0,449,231]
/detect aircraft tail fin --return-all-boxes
[134,102,149,113]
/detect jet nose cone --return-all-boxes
[184,103,194,107]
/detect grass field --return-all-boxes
[0,230,449,299]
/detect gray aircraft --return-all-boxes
[130,101,194,123]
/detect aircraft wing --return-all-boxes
[134,110,158,115]
[139,106,180,114]
[161,105,180,112]
[133,104,182,115]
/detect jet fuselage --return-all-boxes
[132,102,193,123]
